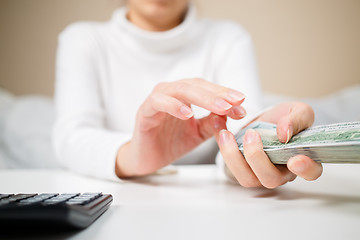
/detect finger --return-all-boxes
[196,114,227,141]
[183,78,246,105]
[277,165,297,182]
[156,80,245,116]
[276,102,315,143]
[287,155,323,181]
[170,82,233,115]
[216,129,262,188]
[227,105,247,120]
[243,129,295,189]
[142,93,193,120]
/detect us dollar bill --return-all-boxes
[235,121,360,164]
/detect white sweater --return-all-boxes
[53,5,262,181]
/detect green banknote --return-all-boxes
[235,121,360,164]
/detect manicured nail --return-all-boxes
[213,115,222,129]
[232,106,247,117]
[244,129,257,144]
[180,105,193,118]
[228,90,245,102]
[219,129,229,145]
[215,98,232,110]
[285,125,293,144]
[290,158,305,173]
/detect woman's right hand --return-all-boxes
[115,78,247,178]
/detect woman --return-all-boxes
[53,0,322,188]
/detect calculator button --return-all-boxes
[37,193,59,199]
[43,199,67,205]
[82,192,102,197]
[0,194,13,200]
[8,194,37,201]
[0,194,37,205]
[43,193,81,205]
[19,194,58,204]
[59,193,80,198]
[66,199,88,205]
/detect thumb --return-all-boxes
[197,113,227,140]
[277,102,315,143]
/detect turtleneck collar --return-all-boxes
[111,3,197,53]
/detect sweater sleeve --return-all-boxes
[53,24,131,181]
[213,23,264,181]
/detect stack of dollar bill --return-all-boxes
[235,121,360,164]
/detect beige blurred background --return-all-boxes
[0,0,359,97]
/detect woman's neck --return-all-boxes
[127,8,186,32]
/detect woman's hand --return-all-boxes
[115,78,247,178]
[215,102,323,188]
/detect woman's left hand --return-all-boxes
[214,102,323,188]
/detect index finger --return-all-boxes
[155,78,246,116]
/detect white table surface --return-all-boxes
[1,164,360,240]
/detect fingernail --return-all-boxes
[232,106,247,117]
[213,115,222,129]
[180,105,193,118]
[290,159,305,173]
[219,129,229,145]
[285,125,293,144]
[227,90,245,102]
[215,98,232,110]
[244,129,257,144]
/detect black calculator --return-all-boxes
[0,192,113,229]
